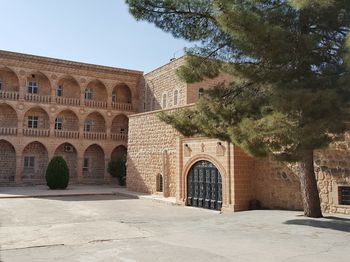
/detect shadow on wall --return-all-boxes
[284,216,350,233]
[145,82,162,112]
[126,156,151,194]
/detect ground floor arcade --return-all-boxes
[0,138,127,185]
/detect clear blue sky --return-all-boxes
[0,0,193,72]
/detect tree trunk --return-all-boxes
[298,151,323,218]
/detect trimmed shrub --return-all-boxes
[46,156,69,189]
[108,157,126,186]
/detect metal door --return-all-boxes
[187,160,222,210]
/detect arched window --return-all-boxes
[162,93,167,108]
[157,174,163,192]
[84,88,92,100]
[198,88,204,98]
[174,90,179,106]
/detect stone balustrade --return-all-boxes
[112,102,133,111]
[111,133,128,141]
[1,90,134,111]
[23,128,50,137]
[83,132,107,140]
[84,100,108,108]
[0,127,17,135]
[25,94,51,103]
[55,97,80,106]
[54,130,80,139]
[0,91,19,101]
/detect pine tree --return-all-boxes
[126,0,350,217]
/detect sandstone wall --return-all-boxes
[253,134,350,215]
[127,107,182,196]
[144,57,187,111]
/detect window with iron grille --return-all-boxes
[27,81,38,94]
[339,186,350,205]
[28,116,38,129]
[157,174,163,192]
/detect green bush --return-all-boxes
[108,157,126,186]
[45,156,69,189]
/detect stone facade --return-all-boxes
[0,50,142,185]
[127,57,350,215]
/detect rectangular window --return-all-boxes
[83,158,89,171]
[84,120,92,132]
[27,81,38,94]
[339,186,350,205]
[55,117,63,130]
[56,85,63,97]
[0,80,2,90]
[24,156,35,169]
[84,89,92,100]
[112,93,116,103]
[27,116,39,129]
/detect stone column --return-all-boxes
[15,153,22,184]
[104,157,111,182]
[77,156,83,183]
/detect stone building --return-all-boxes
[0,50,143,185]
[1,50,349,215]
[127,57,350,215]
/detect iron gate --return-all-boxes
[187,160,222,210]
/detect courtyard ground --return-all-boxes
[0,193,349,262]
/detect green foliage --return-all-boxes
[127,0,350,163]
[108,157,126,186]
[45,156,69,189]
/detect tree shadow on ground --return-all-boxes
[284,216,350,233]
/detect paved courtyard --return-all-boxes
[0,194,349,262]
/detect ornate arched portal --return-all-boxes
[187,160,222,211]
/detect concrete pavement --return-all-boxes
[0,194,349,262]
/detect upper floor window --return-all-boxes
[55,117,63,130]
[28,81,38,94]
[198,88,204,98]
[56,85,63,97]
[112,92,117,103]
[84,120,92,132]
[174,90,179,106]
[0,80,3,91]
[27,116,39,129]
[162,93,167,108]
[84,88,92,100]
